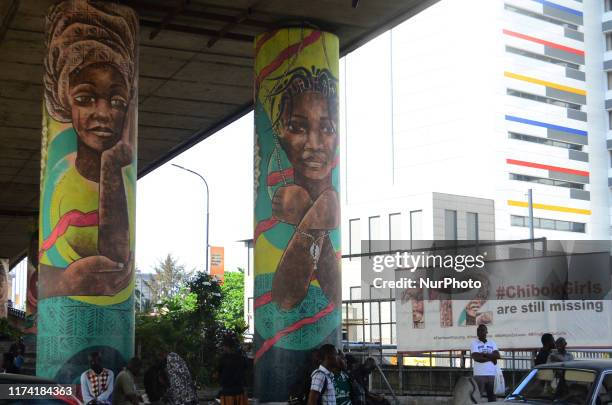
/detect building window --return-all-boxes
[247,297,254,326]
[508,132,582,151]
[507,89,582,110]
[609,110,612,130]
[607,71,612,90]
[350,286,361,300]
[444,210,457,240]
[511,215,586,233]
[389,213,401,250]
[368,216,381,254]
[466,212,479,240]
[509,173,585,190]
[607,32,612,51]
[410,210,423,243]
[606,0,612,12]
[505,46,580,70]
[349,219,361,260]
[504,4,579,30]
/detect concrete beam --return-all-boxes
[0,0,19,45]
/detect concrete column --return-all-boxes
[25,229,37,335]
[253,28,341,402]
[38,0,138,382]
[0,259,8,318]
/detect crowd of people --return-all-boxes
[534,333,574,365]
[469,325,576,402]
[80,350,199,405]
[293,344,391,405]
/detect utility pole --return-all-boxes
[171,164,210,273]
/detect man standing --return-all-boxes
[471,324,500,402]
[307,344,338,405]
[548,337,574,363]
[534,333,555,366]
[113,358,142,405]
[332,352,352,405]
[351,357,390,405]
[217,335,248,405]
[80,352,114,405]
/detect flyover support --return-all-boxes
[253,28,342,402]
[37,0,138,382]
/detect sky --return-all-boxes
[135,113,254,273]
[135,27,396,274]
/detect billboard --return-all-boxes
[363,240,612,351]
[210,246,225,283]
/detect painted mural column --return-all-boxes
[253,28,341,402]
[38,0,138,382]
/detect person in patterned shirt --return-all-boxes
[80,352,114,405]
[308,344,338,405]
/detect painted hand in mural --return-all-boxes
[98,107,134,266]
[271,187,340,310]
[39,256,133,299]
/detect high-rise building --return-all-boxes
[341,0,610,244]
[245,0,612,341]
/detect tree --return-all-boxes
[218,269,246,331]
[136,271,224,386]
[150,254,187,303]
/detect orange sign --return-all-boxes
[210,246,225,283]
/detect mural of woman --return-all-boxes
[39,0,138,299]
[37,0,138,382]
[253,29,341,401]
[270,66,340,310]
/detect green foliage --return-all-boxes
[150,254,188,303]
[136,271,225,386]
[0,318,22,340]
[218,269,246,331]
[136,264,250,387]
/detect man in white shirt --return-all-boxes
[470,324,500,402]
[80,352,114,405]
[307,344,338,405]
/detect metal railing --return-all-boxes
[342,346,612,396]
[340,297,612,396]
[7,307,26,320]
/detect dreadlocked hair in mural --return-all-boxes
[267,66,339,135]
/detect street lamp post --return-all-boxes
[171,163,210,273]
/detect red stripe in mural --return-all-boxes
[254,292,273,309]
[256,31,322,87]
[267,168,295,186]
[254,217,280,244]
[39,210,98,258]
[254,302,336,362]
[255,29,279,57]
[503,29,584,56]
[506,159,589,176]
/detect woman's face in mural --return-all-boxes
[69,63,129,152]
[280,91,337,181]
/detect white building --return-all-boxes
[244,0,612,340]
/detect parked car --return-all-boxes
[484,360,612,404]
[0,373,82,405]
